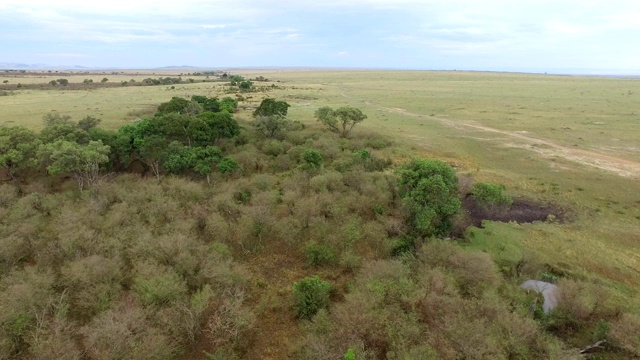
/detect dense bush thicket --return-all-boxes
[0,94,638,359]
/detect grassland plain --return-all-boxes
[2,69,640,310]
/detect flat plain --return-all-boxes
[2,68,640,306]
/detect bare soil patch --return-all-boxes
[455,196,567,236]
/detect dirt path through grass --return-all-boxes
[382,107,640,179]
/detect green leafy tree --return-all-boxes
[191,95,221,113]
[292,276,331,319]
[40,113,91,144]
[238,80,253,91]
[0,126,41,190]
[217,156,239,175]
[315,106,367,137]
[196,111,240,144]
[39,140,111,191]
[253,98,290,118]
[229,75,244,85]
[137,135,171,181]
[57,79,69,86]
[397,159,461,237]
[190,146,223,183]
[253,115,288,139]
[164,144,223,183]
[156,96,190,115]
[151,112,200,146]
[220,97,238,113]
[101,78,108,83]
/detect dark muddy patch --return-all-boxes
[453,196,568,237]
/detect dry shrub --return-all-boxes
[306,136,343,162]
[205,212,232,243]
[81,299,180,360]
[60,255,123,316]
[251,173,277,191]
[554,279,599,324]
[160,176,206,204]
[272,153,294,172]
[206,288,255,351]
[132,261,189,307]
[0,184,18,208]
[233,144,268,175]
[447,251,501,298]
[358,220,393,259]
[418,240,461,269]
[28,317,82,360]
[0,234,31,274]
[0,268,55,356]
[608,313,640,356]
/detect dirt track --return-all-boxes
[382,107,640,179]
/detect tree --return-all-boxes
[238,80,253,91]
[229,75,244,85]
[57,79,69,86]
[163,144,223,183]
[217,156,239,175]
[0,126,41,191]
[137,135,170,181]
[219,97,238,113]
[78,116,101,132]
[40,113,90,144]
[101,78,109,83]
[196,111,240,144]
[253,115,288,139]
[253,98,290,118]
[39,140,111,192]
[397,159,461,237]
[315,106,367,137]
[156,97,190,115]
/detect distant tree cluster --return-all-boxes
[0,95,241,193]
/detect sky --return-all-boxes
[1,0,640,73]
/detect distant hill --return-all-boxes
[0,62,90,70]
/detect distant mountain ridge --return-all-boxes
[0,62,90,70]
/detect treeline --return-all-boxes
[0,95,242,193]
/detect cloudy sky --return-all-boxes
[1,0,639,73]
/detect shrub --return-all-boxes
[133,262,188,307]
[305,242,336,267]
[217,156,240,174]
[302,149,323,170]
[292,276,331,319]
[471,182,513,207]
[609,313,640,356]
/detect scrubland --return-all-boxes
[0,70,639,359]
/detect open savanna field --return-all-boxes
[3,70,639,289]
[1,69,639,358]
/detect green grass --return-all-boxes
[2,69,639,309]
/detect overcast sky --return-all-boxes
[1,0,639,73]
